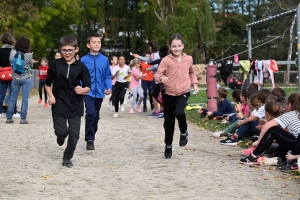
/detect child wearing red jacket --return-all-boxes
[38,58,49,108]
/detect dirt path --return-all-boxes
[0,94,299,200]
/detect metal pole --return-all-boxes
[247,26,252,83]
[297,8,300,91]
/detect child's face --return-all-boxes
[60,45,78,63]
[55,52,62,59]
[240,94,246,103]
[169,39,184,57]
[87,37,101,53]
[111,57,118,65]
[41,60,47,66]
[118,57,125,66]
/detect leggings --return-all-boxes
[130,86,143,109]
[253,126,300,156]
[114,81,127,112]
[38,81,47,102]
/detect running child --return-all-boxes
[45,35,91,167]
[37,58,49,108]
[128,58,145,114]
[154,34,199,158]
[108,55,118,108]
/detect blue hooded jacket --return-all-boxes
[81,52,112,98]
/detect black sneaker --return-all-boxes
[62,158,73,168]
[57,137,65,146]
[179,131,188,147]
[240,153,258,165]
[86,140,95,150]
[220,136,237,146]
[6,119,14,123]
[143,106,147,112]
[279,160,298,171]
[164,145,172,158]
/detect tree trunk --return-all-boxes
[286,11,296,84]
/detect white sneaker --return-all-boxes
[120,105,125,112]
[213,130,224,138]
[113,113,118,118]
[124,100,127,104]
[0,114,3,118]
[257,157,282,166]
[13,113,20,118]
[107,103,110,108]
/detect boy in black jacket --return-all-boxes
[45,35,91,167]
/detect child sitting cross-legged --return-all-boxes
[206,87,235,119]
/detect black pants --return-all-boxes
[163,92,190,145]
[38,81,47,102]
[253,126,300,156]
[53,116,81,159]
[109,85,115,105]
[114,81,127,112]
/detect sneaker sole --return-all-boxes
[220,142,237,146]
[239,161,258,165]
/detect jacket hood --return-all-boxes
[1,44,14,48]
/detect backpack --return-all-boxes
[12,52,25,74]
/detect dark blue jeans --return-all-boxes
[0,80,16,113]
[83,95,103,141]
[53,116,81,159]
[141,80,153,108]
[236,120,260,138]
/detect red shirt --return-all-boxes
[140,61,153,81]
[38,65,49,80]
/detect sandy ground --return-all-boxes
[0,94,300,200]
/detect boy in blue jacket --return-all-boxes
[207,87,234,118]
[81,33,112,150]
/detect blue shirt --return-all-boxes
[213,98,235,117]
[81,52,112,98]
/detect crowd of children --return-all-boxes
[206,82,300,172]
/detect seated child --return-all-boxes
[206,87,235,119]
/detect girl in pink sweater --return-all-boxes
[154,34,199,158]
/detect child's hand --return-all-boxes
[105,89,111,95]
[255,124,263,131]
[207,111,212,116]
[132,53,139,58]
[74,86,84,95]
[259,119,267,124]
[286,153,297,160]
[197,108,203,114]
[160,76,169,83]
[193,85,199,94]
[235,103,242,112]
[252,140,259,147]
[48,96,56,105]
[237,120,244,127]
[236,112,244,119]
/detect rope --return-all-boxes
[214,35,282,62]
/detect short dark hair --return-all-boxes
[15,36,31,53]
[271,87,286,97]
[218,88,228,98]
[247,83,258,91]
[1,32,15,45]
[231,89,241,102]
[256,89,271,103]
[169,34,184,45]
[59,35,78,48]
[149,41,158,52]
[87,33,101,43]
[159,46,169,58]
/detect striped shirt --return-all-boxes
[274,111,300,137]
